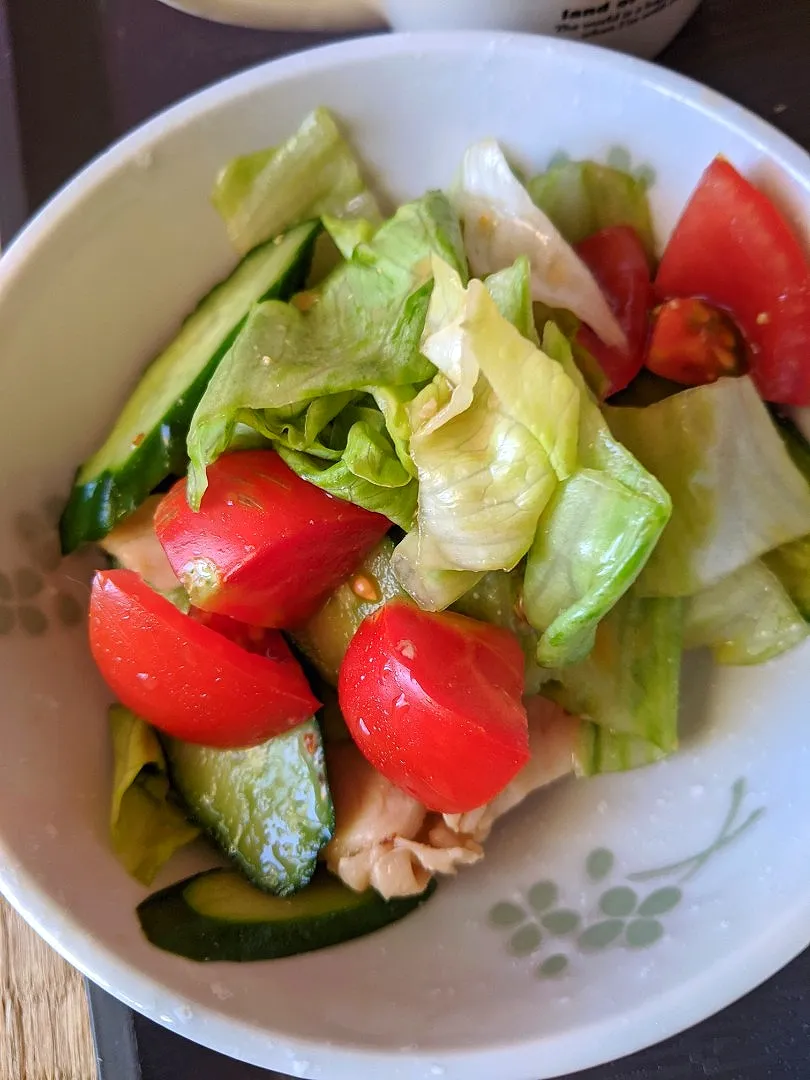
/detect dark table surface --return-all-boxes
[2,0,810,1077]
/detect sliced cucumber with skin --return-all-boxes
[291,537,405,684]
[60,221,319,553]
[137,867,436,962]
[163,718,333,896]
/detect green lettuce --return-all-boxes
[606,379,810,597]
[109,706,199,885]
[452,139,625,348]
[528,159,656,260]
[278,439,417,530]
[764,414,810,619]
[213,108,382,254]
[322,214,377,259]
[577,724,670,777]
[543,589,683,774]
[403,257,580,580]
[523,323,671,667]
[391,531,482,611]
[187,191,466,507]
[684,560,808,665]
[765,540,810,620]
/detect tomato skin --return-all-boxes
[89,569,319,748]
[155,451,390,628]
[646,297,744,386]
[656,157,810,405]
[338,601,530,814]
[575,226,652,397]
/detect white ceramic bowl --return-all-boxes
[1,33,810,1080]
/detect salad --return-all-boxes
[61,109,810,963]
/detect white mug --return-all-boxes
[378,0,702,60]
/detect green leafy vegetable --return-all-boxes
[577,724,669,777]
[213,108,382,254]
[278,443,417,530]
[187,191,466,507]
[523,323,671,666]
[322,215,377,259]
[544,589,682,774]
[109,706,199,885]
[765,413,810,619]
[606,378,810,597]
[452,140,625,348]
[685,560,808,665]
[528,159,656,260]
[401,257,580,589]
[764,539,810,621]
[391,531,482,611]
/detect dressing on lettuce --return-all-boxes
[109,706,199,885]
[606,379,810,597]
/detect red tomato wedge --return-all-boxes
[89,569,319,748]
[155,451,390,628]
[575,226,652,397]
[338,601,530,814]
[656,157,810,405]
[646,297,744,386]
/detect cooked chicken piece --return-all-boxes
[98,496,179,594]
[443,695,578,842]
[324,740,482,899]
[324,696,577,898]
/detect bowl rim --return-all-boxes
[1,30,810,1080]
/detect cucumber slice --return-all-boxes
[137,867,436,962]
[164,719,333,896]
[291,537,405,684]
[60,221,319,552]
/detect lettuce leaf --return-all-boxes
[109,706,199,885]
[684,560,808,665]
[764,539,810,621]
[390,530,482,611]
[187,191,466,507]
[213,108,382,254]
[544,589,682,773]
[452,140,625,348]
[606,379,810,597]
[576,724,669,777]
[411,377,556,571]
[528,159,655,260]
[278,426,418,529]
[403,258,580,579]
[764,413,810,619]
[523,323,671,666]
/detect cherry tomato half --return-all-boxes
[338,601,530,814]
[155,451,391,628]
[645,297,745,386]
[89,569,319,748]
[575,226,653,398]
[656,157,810,405]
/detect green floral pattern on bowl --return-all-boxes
[488,778,765,979]
[0,498,89,637]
